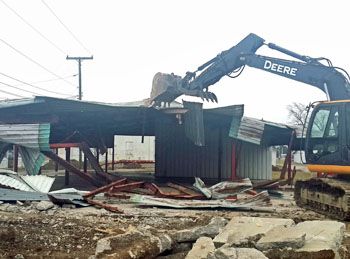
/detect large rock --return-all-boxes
[171,217,227,243]
[256,225,306,250]
[213,216,294,247]
[263,220,345,259]
[36,201,54,211]
[90,228,173,259]
[208,247,268,259]
[185,237,215,259]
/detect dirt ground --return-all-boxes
[1,165,348,259]
[0,189,337,259]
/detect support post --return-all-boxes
[65,147,70,186]
[112,144,115,171]
[80,142,115,182]
[84,154,87,173]
[13,145,18,173]
[218,129,222,182]
[105,149,108,173]
[55,148,59,172]
[232,139,236,181]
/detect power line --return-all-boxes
[0,80,42,96]
[0,72,74,96]
[0,38,77,88]
[0,0,67,56]
[0,86,25,98]
[14,74,77,85]
[41,0,91,55]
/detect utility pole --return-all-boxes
[66,55,93,169]
[66,56,93,100]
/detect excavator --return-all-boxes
[150,33,350,220]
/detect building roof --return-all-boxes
[0,96,297,148]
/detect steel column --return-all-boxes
[13,145,18,173]
[65,147,70,186]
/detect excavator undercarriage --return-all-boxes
[295,178,350,220]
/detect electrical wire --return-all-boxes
[0,87,25,98]
[0,38,77,87]
[0,80,42,96]
[0,72,74,96]
[0,0,67,56]
[41,0,91,55]
[16,74,77,85]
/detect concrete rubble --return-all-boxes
[1,195,350,258]
[36,201,54,211]
[171,217,228,243]
[261,220,346,259]
[213,216,295,247]
[89,226,173,259]
[207,247,268,259]
[185,237,215,259]
[179,216,348,259]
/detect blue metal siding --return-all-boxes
[155,122,271,181]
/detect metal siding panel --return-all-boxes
[236,142,271,180]
[156,122,273,181]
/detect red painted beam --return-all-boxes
[50,143,81,148]
[83,178,127,198]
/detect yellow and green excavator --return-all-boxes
[150,33,350,220]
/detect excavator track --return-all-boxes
[295,178,350,220]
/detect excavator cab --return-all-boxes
[305,101,350,174]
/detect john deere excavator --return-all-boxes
[150,33,350,220]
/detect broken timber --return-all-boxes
[78,142,117,183]
[42,151,101,187]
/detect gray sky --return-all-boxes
[1,0,349,122]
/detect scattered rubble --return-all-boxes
[185,237,215,259]
[171,217,227,243]
[213,216,294,247]
[36,201,54,211]
[90,227,173,259]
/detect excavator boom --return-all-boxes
[150,33,350,105]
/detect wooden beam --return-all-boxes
[79,142,116,183]
[42,151,101,187]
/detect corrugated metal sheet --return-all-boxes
[230,117,265,145]
[0,171,55,193]
[237,142,272,180]
[0,188,50,201]
[0,174,34,192]
[21,175,55,193]
[0,123,50,151]
[205,105,244,117]
[155,121,272,181]
[130,191,274,212]
[183,101,204,146]
[155,122,234,181]
[229,116,296,146]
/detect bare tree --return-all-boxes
[286,102,308,127]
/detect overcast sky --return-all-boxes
[1,0,349,123]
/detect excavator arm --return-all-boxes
[150,33,350,105]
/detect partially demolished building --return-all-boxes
[0,96,297,185]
